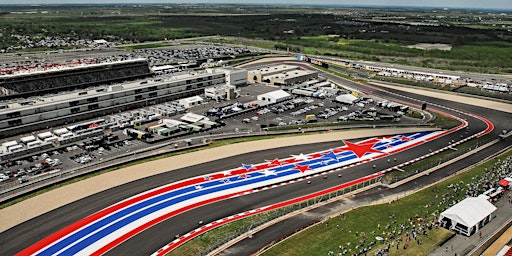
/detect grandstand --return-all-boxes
[0,68,228,138]
[0,59,152,100]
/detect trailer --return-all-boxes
[124,128,151,140]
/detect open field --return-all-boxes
[1,5,512,73]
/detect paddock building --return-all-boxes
[248,64,318,85]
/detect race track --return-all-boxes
[1,64,511,255]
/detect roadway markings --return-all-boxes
[18,107,494,256]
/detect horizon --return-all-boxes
[1,1,511,11]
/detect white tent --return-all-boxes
[180,112,207,124]
[178,96,204,109]
[335,94,358,104]
[439,197,496,236]
[257,90,291,103]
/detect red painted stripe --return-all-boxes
[19,163,286,255]
[16,177,204,255]
[155,173,382,255]
[91,189,252,256]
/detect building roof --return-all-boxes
[20,135,36,143]
[499,178,511,187]
[37,131,54,139]
[180,112,206,123]
[253,64,299,75]
[53,128,69,136]
[2,141,18,147]
[180,96,204,104]
[266,69,317,81]
[259,89,291,100]
[93,39,108,44]
[440,197,497,228]
[152,65,179,72]
[160,119,186,128]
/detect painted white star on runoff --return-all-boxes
[260,169,277,177]
[291,153,312,161]
[379,137,395,144]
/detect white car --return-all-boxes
[18,176,29,183]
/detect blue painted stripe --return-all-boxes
[36,132,434,255]
[37,162,306,255]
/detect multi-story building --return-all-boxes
[0,70,227,138]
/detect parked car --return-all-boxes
[18,176,29,183]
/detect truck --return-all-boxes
[305,114,318,123]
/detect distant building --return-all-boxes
[248,64,318,86]
[215,67,248,86]
[266,69,318,86]
[248,64,300,83]
[0,59,152,100]
[92,39,109,47]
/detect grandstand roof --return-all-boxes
[0,58,147,78]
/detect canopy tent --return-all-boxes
[335,94,358,104]
[439,197,496,236]
[257,89,292,104]
[498,178,512,188]
[180,112,207,124]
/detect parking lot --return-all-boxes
[0,78,424,191]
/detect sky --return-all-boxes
[1,0,511,10]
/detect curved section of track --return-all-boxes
[19,131,451,255]
[2,61,509,256]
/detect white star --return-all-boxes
[379,137,394,143]
[321,160,331,165]
[222,170,231,176]
[195,185,203,190]
[260,169,277,177]
[290,153,312,161]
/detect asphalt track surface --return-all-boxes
[220,139,512,256]
[1,67,511,255]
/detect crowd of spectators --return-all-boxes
[323,156,512,256]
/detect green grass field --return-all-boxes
[260,149,511,256]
